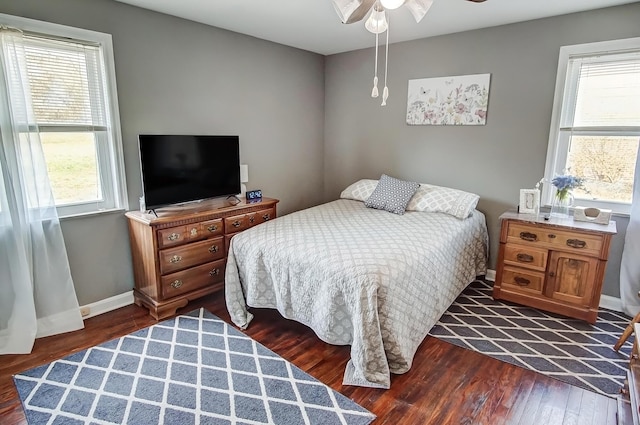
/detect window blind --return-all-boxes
[568,53,640,128]
[23,35,107,129]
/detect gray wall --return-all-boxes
[324,3,640,297]
[0,0,325,305]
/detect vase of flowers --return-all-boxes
[550,175,582,218]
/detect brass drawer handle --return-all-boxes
[566,239,586,249]
[167,233,180,241]
[190,227,198,237]
[232,220,241,228]
[516,253,534,263]
[207,224,218,232]
[171,280,183,288]
[548,234,556,239]
[209,268,220,276]
[249,216,255,224]
[209,245,219,253]
[519,231,537,242]
[262,213,270,221]
[169,255,182,263]
[514,277,530,286]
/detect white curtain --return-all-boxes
[0,28,83,354]
[621,143,640,317]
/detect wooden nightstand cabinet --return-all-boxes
[126,197,278,320]
[493,211,616,324]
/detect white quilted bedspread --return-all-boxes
[225,199,488,388]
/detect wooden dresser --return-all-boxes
[493,211,616,324]
[126,197,278,319]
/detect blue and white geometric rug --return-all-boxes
[429,279,633,397]
[14,308,375,425]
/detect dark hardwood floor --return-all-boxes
[0,292,619,424]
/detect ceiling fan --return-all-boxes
[330,0,487,106]
[332,0,487,26]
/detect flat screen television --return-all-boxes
[138,134,240,209]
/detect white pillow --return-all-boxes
[406,183,479,219]
[340,179,379,202]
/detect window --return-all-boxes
[544,37,640,215]
[0,14,127,217]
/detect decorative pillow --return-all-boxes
[406,183,479,219]
[340,179,379,202]
[364,174,420,215]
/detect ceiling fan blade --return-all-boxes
[331,0,377,24]
[404,0,433,23]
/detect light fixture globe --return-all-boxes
[380,0,405,10]
[364,6,387,34]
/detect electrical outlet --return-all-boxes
[80,306,91,317]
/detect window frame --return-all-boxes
[0,13,128,218]
[544,37,640,216]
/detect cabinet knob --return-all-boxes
[209,245,219,253]
[171,280,183,288]
[207,224,218,232]
[232,220,241,228]
[169,255,182,263]
[519,231,537,242]
[209,268,220,276]
[566,238,587,249]
[516,253,534,263]
[167,233,180,241]
[263,214,271,221]
[549,271,555,277]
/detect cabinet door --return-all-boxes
[545,250,598,306]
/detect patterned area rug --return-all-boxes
[429,279,633,397]
[14,309,375,425]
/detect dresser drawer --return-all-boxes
[201,218,223,236]
[503,244,548,272]
[506,222,603,256]
[225,213,255,234]
[157,226,187,248]
[253,208,275,226]
[159,237,225,274]
[501,266,545,295]
[161,259,226,298]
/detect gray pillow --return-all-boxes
[365,174,420,215]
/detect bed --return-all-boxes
[225,181,488,389]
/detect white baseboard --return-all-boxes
[485,268,623,313]
[599,294,623,312]
[80,291,134,319]
[485,269,496,282]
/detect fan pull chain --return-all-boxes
[371,29,379,98]
[381,13,389,106]
[371,2,381,98]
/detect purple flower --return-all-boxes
[552,174,582,201]
[551,175,582,191]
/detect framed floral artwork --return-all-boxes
[406,73,491,125]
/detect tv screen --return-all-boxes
[139,135,240,209]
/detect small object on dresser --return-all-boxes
[246,189,262,202]
[573,206,612,224]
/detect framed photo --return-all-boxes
[519,189,540,215]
